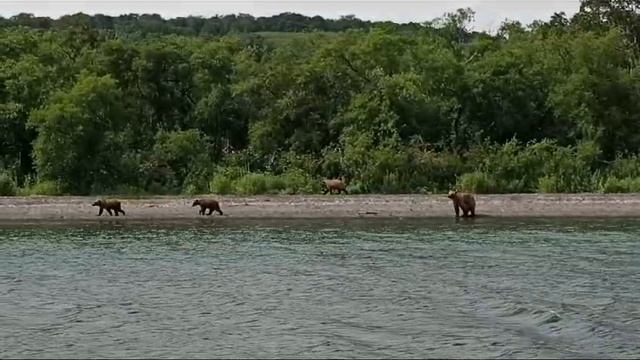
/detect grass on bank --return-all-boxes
[5,140,640,197]
[5,170,640,198]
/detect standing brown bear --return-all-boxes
[92,199,126,216]
[447,191,476,218]
[323,178,348,195]
[192,199,224,216]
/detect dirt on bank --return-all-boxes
[1,194,640,224]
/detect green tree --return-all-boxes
[28,73,129,193]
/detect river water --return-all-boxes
[1,218,639,358]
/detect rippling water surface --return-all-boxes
[1,218,640,358]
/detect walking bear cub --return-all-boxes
[323,178,348,195]
[92,199,126,216]
[192,199,224,216]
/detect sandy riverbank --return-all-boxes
[1,194,640,223]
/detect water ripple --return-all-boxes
[1,218,639,358]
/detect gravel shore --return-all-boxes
[1,194,640,224]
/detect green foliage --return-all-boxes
[209,174,235,195]
[233,172,319,195]
[265,175,287,193]
[235,173,269,195]
[280,169,322,194]
[599,177,640,193]
[537,176,562,193]
[464,140,545,193]
[20,180,63,196]
[534,141,600,193]
[406,150,467,194]
[4,10,640,195]
[607,155,640,179]
[457,140,603,194]
[208,168,319,195]
[0,171,17,196]
[457,171,497,194]
[151,129,213,194]
[27,72,128,194]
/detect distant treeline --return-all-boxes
[2,1,640,197]
[0,11,429,35]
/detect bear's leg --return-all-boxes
[106,208,113,216]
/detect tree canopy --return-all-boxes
[2,3,640,196]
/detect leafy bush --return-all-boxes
[537,173,599,193]
[457,171,497,194]
[379,172,405,194]
[458,140,602,194]
[408,150,467,193]
[278,151,320,175]
[465,139,554,193]
[22,180,63,196]
[182,167,212,195]
[537,175,562,193]
[280,169,320,194]
[599,177,640,193]
[607,155,640,179]
[210,174,235,194]
[535,142,600,193]
[265,174,287,193]
[150,130,217,194]
[0,171,17,196]
[235,173,268,195]
[343,181,366,194]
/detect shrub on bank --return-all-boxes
[11,140,640,196]
[279,169,321,194]
[599,177,640,193]
[210,174,234,194]
[208,168,320,195]
[457,171,497,194]
[455,140,604,194]
[19,180,64,196]
[235,173,269,195]
[0,171,17,196]
[607,155,640,179]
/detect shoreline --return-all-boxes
[1,194,640,224]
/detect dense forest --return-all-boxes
[2,0,640,196]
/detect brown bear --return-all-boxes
[92,199,126,216]
[323,178,348,195]
[447,190,476,218]
[192,199,224,216]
